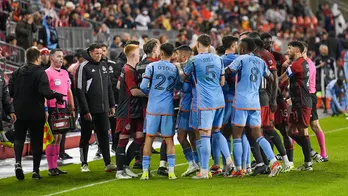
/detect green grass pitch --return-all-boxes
[1,116,348,196]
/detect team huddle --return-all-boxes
[115,32,328,180]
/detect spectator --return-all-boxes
[57,10,69,27]
[96,24,110,45]
[265,5,286,23]
[15,10,37,50]
[37,39,45,50]
[0,0,12,31]
[159,35,168,44]
[40,1,58,26]
[32,11,43,26]
[38,16,59,50]
[40,47,50,69]
[6,35,17,46]
[331,3,347,37]
[122,4,135,29]
[110,35,122,49]
[135,10,151,31]
[91,2,104,22]
[121,33,131,47]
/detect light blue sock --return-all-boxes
[195,139,201,165]
[142,156,150,170]
[200,136,211,170]
[242,133,249,169]
[222,138,231,166]
[183,147,194,162]
[256,136,275,161]
[212,132,221,166]
[233,138,242,167]
[167,154,176,168]
[193,151,199,164]
[217,131,231,161]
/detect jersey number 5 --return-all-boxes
[154,74,176,91]
[205,65,216,81]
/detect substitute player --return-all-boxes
[176,34,234,179]
[226,38,282,177]
[140,43,179,180]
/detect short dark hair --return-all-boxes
[260,32,272,40]
[197,34,211,47]
[100,43,108,48]
[113,35,121,40]
[240,31,250,37]
[160,43,175,57]
[142,35,149,39]
[143,38,159,55]
[222,35,238,49]
[175,45,192,53]
[88,43,102,52]
[6,35,16,43]
[248,32,261,39]
[50,48,64,55]
[216,45,225,55]
[125,40,140,47]
[337,79,343,87]
[26,47,41,63]
[288,41,305,53]
[240,38,256,53]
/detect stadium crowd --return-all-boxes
[0,0,347,181]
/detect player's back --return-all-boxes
[147,60,178,115]
[232,54,269,110]
[221,53,238,102]
[186,53,225,110]
[179,81,192,112]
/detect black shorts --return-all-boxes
[310,93,318,121]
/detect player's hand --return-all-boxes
[320,61,326,67]
[109,107,115,117]
[270,100,277,113]
[84,113,93,121]
[286,98,292,105]
[45,111,49,122]
[9,113,16,124]
[339,109,345,114]
[71,111,76,118]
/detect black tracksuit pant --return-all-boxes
[14,119,45,173]
[79,112,111,166]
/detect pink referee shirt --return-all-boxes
[45,67,71,108]
[307,58,316,94]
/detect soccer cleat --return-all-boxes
[80,164,90,172]
[269,161,282,177]
[192,172,209,179]
[157,167,168,177]
[312,153,323,163]
[15,163,24,180]
[133,161,142,169]
[208,171,213,179]
[230,170,245,177]
[95,150,102,158]
[275,154,283,161]
[282,162,294,173]
[296,165,313,171]
[210,165,223,176]
[322,156,329,162]
[55,168,68,175]
[124,166,138,178]
[223,163,234,177]
[140,171,149,180]
[168,172,177,180]
[0,141,14,148]
[105,164,117,172]
[48,169,59,176]
[245,167,253,176]
[181,164,199,177]
[32,172,43,180]
[111,147,116,154]
[252,164,267,176]
[116,171,132,179]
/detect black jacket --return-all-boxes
[15,20,37,50]
[113,52,127,104]
[9,64,57,120]
[0,70,14,120]
[103,57,120,106]
[76,52,115,115]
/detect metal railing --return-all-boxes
[0,41,26,71]
[56,27,95,52]
[109,28,178,43]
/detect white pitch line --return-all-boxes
[43,162,189,196]
[44,126,348,196]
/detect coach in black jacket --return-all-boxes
[76,44,116,172]
[9,47,65,180]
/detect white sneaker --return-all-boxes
[269,161,282,177]
[181,163,199,177]
[115,171,132,179]
[105,164,116,172]
[282,162,294,173]
[296,164,313,171]
[124,166,138,178]
[81,164,90,172]
[312,153,323,163]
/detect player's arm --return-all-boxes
[220,61,225,87]
[139,65,153,96]
[226,57,242,75]
[125,68,146,97]
[174,58,193,82]
[279,71,289,85]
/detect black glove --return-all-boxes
[54,93,65,105]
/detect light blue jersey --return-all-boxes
[228,53,270,110]
[140,60,178,115]
[184,53,225,111]
[179,81,192,112]
[221,53,238,102]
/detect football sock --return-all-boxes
[264,128,287,156]
[142,156,150,173]
[233,138,242,168]
[183,147,194,163]
[160,141,167,161]
[46,145,54,170]
[211,132,221,166]
[216,131,232,164]
[167,154,175,173]
[200,136,211,172]
[242,133,249,169]
[256,136,275,163]
[195,139,201,165]
[315,131,327,157]
[303,136,312,163]
[193,151,199,164]
[116,147,126,171]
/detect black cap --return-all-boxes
[46,15,53,20]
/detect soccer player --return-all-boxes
[302,42,328,162]
[248,32,292,172]
[140,43,179,180]
[176,34,234,179]
[279,41,313,171]
[115,44,146,179]
[226,38,282,177]
[174,45,200,177]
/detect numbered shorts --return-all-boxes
[223,102,234,126]
[232,109,261,127]
[190,108,224,130]
[176,111,193,132]
[289,106,312,128]
[116,118,143,135]
[261,106,274,127]
[274,101,288,125]
[145,114,175,137]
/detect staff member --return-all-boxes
[76,44,116,173]
[45,49,75,176]
[9,47,65,180]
